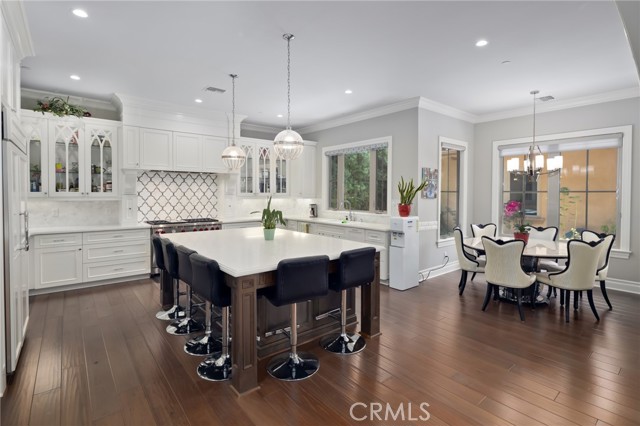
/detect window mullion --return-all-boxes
[337,154,345,207]
[369,151,376,212]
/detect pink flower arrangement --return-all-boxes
[503,200,528,233]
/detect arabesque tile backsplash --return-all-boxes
[137,171,218,222]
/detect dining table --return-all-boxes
[164,227,382,395]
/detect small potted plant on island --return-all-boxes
[503,200,529,243]
[252,196,286,240]
[397,176,427,217]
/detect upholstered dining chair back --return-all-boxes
[525,226,558,241]
[581,230,615,278]
[160,238,179,279]
[471,223,497,238]
[546,239,605,291]
[482,237,533,289]
[453,228,482,271]
[176,246,197,286]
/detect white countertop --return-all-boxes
[164,227,381,277]
[285,216,391,232]
[29,223,151,237]
[219,217,261,224]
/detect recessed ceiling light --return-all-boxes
[72,9,88,18]
[345,89,353,94]
[277,114,283,118]
[70,75,81,80]
[475,39,488,47]
[194,99,203,103]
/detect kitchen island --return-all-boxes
[164,227,381,395]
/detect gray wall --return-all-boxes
[241,128,277,140]
[474,97,640,284]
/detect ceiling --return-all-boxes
[21,1,639,129]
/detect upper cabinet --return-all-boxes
[0,15,20,113]
[237,138,289,196]
[22,111,119,199]
[139,128,171,170]
[290,142,317,198]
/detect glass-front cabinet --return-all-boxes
[49,119,84,196]
[24,117,49,197]
[239,143,254,194]
[238,138,289,196]
[86,124,116,195]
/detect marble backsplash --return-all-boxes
[28,200,121,227]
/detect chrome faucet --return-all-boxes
[340,200,354,221]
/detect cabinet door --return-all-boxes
[290,143,316,198]
[24,116,49,197]
[202,136,228,173]
[173,132,202,171]
[273,151,289,195]
[140,128,172,170]
[256,144,272,194]
[48,120,85,196]
[85,123,117,196]
[122,126,140,169]
[0,23,14,110]
[238,143,255,195]
[34,246,83,289]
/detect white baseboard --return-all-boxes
[420,260,460,281]
[29,274,150,296]
[603,278,640,295]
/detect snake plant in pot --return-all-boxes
[397,177,427,217]
[251,196,286,240]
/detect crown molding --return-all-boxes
[476,87,640,123]
[0,1,35,59]
[241,122,280,135]
[22,88,117,112]
[417,97,478,123]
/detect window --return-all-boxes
[438,137,468,243]
[324,137,390,213]
[493,126,632,257]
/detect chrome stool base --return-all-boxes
[156,305,186,321]
[320,333,365,355]
[184,334,222,356]
[197,353,232,381]
[166,318,204,336]
[267,352,319,381]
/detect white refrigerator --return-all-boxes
[389,216,419,291]
[1,105,29,395]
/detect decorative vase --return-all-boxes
[264,228,275,241]
[514,232,529,244]
[398,203,411,217]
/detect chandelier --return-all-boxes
[221,74,247,170]
[506,90,563,181]
[273,33,304,161]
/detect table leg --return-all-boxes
[361,252,381,338]
[160,270,173,308]
[228,274,260,395]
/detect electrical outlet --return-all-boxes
[444,251,448,258]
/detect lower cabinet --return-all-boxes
[31,229,150,292]
[221,221,261,229]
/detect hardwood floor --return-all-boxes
[2,272,639,425]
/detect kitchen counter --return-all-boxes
[218,217,261,225]
[285,216,391,232]
[29,223,151,237]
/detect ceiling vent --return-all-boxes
[204,86,226,94]
[539,95,555,102]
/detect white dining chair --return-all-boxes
[525,225,558,241]
[468,223,496,265]
[481,236,537,321]
[535,239,605,322]
[453,228,485,296]
[581,230,616,310]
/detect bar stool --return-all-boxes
[265,255,329,381]
[166,246,205,336]
[190,253,232,381]
[157,237,186,321]
[320,247,375,355]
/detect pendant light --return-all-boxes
[221,74,247,170]
[273,33,304,161]
[506,90,563,181]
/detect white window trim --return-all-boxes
[437,136,469,247]
[491,125,632,259]
[321,136,393,214]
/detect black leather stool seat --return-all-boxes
[155,237,185,321]
[189,253,232,381]
[321,247,375,355]
[166,246,204,336]
[265,255,329,382]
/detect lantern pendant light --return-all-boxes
[221,74,247,170]
[273,33,304,161]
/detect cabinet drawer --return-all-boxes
[34,233,83,249]
[83,229,149,244]
[83,241,150,263]
[83,257,150,283]
[344,228,365,242]
[365,230,389,246]
[221,222,261,229]
[316,225,344,238]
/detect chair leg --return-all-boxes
[493,284,500,300]
[458,271,468,295]
[321,289,365,354]
[516,288,525,321]
[600,280,612,310]
[185,301,222,356]
[546,284,552,298]
[586,290,600,322]
[574,291,579,310]
[166,286,204,335]
[565,291,571,323]
[560,289,564,306]
[482,284,493,311]
[471,272,477,281]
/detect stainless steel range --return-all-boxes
[147,218,221,274]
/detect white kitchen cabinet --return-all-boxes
[33,245,83,289]
[290,142,317,198]
[221,221,261,229]
[238,138,289,196]
[24,116,49,197]
[121,126,140,169]
[85,122,117,196]
[48,118,85,196]
[140,128,172,170]
[173,132,202,171]
[0,18,20,114]
[202,136,228,173]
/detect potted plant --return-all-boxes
[503,200,530,243]
[34,96,89,117]
[252,196,286,240]
[397,176,427,217]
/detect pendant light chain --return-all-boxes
[231,74,237,145]
[285,34,293,130]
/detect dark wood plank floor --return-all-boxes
[2,272,639,425]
